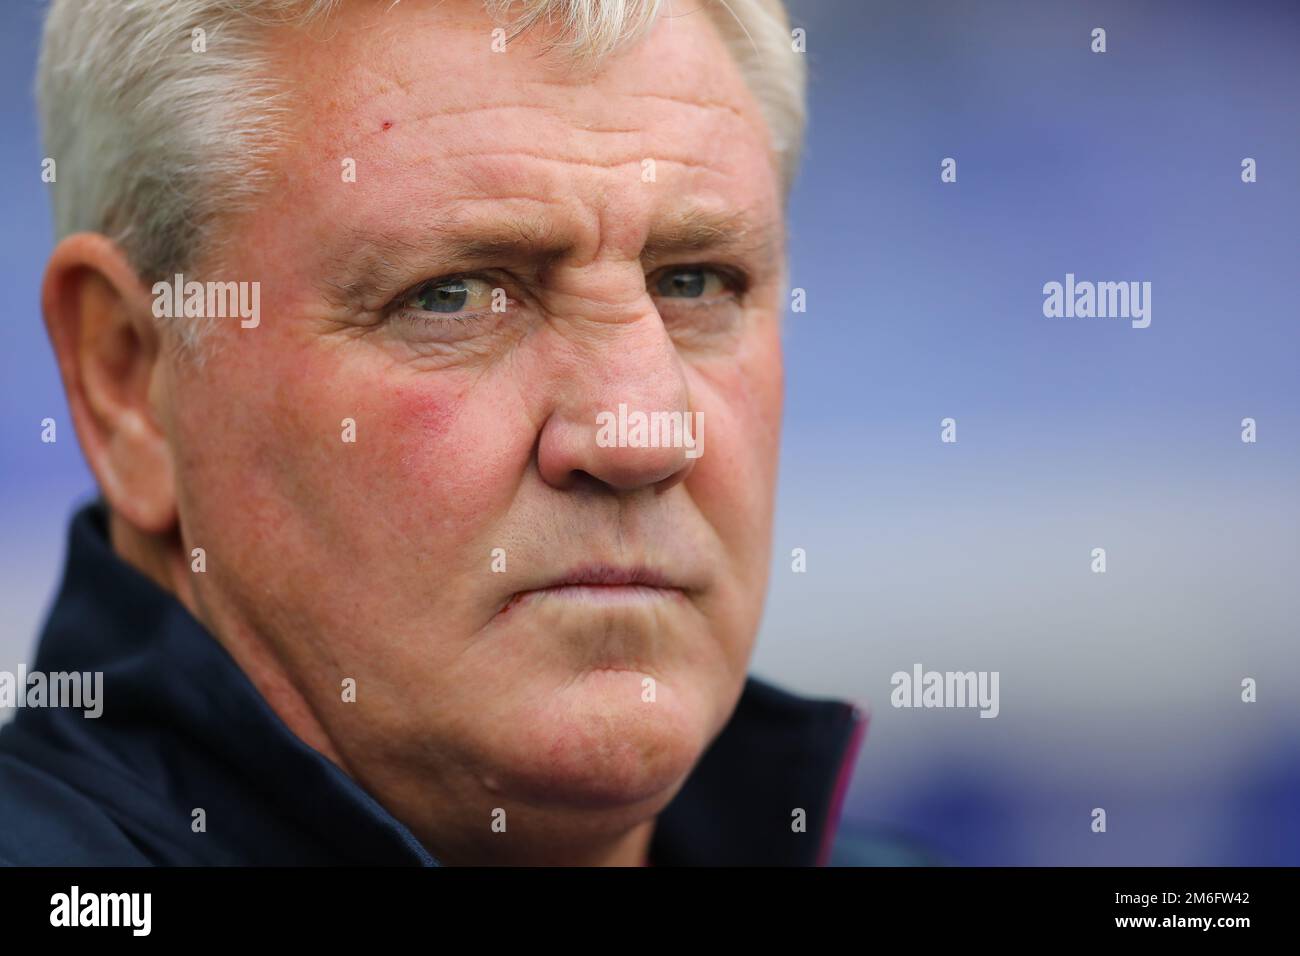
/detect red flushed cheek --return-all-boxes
[377,383,529,522]
[385,386,482,494]
[398,387,460,440]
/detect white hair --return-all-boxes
[37,0,806,296]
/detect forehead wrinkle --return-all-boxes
[374,89,757,143]
[438,148,728,173]
[627,91,751,124]
[353,69,763,158]
[360,100,653,138]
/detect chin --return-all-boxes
[495,668,715,811]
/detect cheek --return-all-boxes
[695,325,783,498]
[401,389,459,441]
[374,383,526,519]
[385,387,467,494]
[303,370,533,561]
[686,328,783,580]
[176,339,528,561]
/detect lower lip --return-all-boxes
[500,584,685,614]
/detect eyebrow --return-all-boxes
[320,203,782,308]
[643,205,781,261]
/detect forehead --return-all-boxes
[266,0,780,261]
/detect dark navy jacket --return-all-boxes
[0,502,876,866]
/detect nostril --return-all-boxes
[565,469,614,494]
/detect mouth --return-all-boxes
[495,564,690,616]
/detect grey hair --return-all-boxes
[38,0,806,305]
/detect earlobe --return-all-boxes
[104,401,178,534]
[41,234,178,535]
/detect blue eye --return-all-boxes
[655,268,712,298]
[415,279,471,312]
[406,276,499,315]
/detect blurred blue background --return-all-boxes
[2,0,1297,864]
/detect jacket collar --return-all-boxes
[16,500,865,865]
[649,670,866,866]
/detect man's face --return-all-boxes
[160,0,784,859]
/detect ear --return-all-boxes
[41,234,177,534]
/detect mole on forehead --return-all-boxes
[348,87,757,143]
[338,86,765,188]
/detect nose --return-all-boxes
[537,311,699,494]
